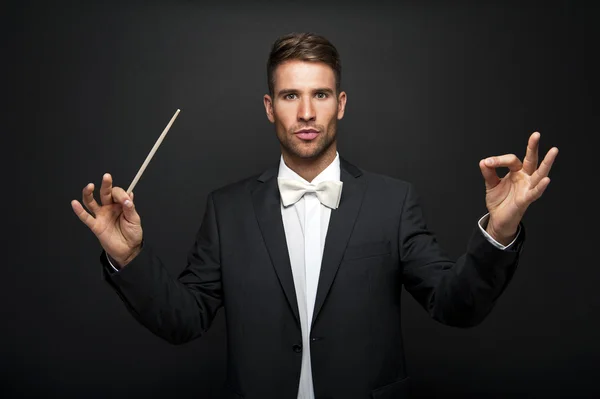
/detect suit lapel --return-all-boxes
[311,158,366,327]
[251,166,301,327]
[252,158,366,329]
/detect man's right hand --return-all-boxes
[71,173,143,268]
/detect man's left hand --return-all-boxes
[479,132,559,246]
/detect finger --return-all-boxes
[111,187,141,224]
[522,132,540,175]
[479,159,501,190]
[71,199,95,229]
[100,173,113,206]
[531,147,559,187]
[82,183,100,215]
[111,186,131,205]
[526,177,551,203]
[484,154,523,173]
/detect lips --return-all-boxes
[295,129,319,141]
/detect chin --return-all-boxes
[294,145,330,160]
[279,134,335,160]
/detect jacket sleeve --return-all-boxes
[399,183,525,327]
[101,193,223,344]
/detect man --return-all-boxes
[71,33,558,399]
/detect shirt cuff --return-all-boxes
[106,252,121,273]
[478,213,520,250]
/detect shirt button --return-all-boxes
[292,344,302,353]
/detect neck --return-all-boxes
[282,145,337,182]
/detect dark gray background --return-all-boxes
[2,0,593,398]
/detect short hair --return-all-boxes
[267,32,342,96]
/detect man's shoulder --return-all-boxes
[211,174,261,196]
[354,165,413,194]
[208,165,277,202]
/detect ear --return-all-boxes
[263,94,275,123]
[337,91,347,120]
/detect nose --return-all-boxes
[297,96,316,122]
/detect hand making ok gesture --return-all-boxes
[71,173,143,268]
[479,132,559,245]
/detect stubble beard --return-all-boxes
[277,120,338,161]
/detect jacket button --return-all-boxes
[292,344,302,353]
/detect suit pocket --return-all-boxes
[343,241,391,261]
[371,376,410,399]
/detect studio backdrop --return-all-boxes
[2,1,593,398]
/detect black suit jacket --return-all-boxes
[102,158,524,399]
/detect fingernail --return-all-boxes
[124,200,131,207]
[485,158,494,166]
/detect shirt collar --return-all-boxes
[277,152,341,184]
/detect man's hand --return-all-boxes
[71,173,143,268]
[479,132,558,246]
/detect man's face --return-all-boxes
[264,60,347,161]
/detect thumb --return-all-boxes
[122,197,141,225]
[112,187,140,225]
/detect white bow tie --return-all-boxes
[277,177,343,209]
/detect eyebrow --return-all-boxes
[277,88,336,97]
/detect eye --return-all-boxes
[284,93,298,100]
[315,92,328,99]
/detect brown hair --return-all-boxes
[267,32,342,96]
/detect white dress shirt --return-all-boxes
[278,152,341,399]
